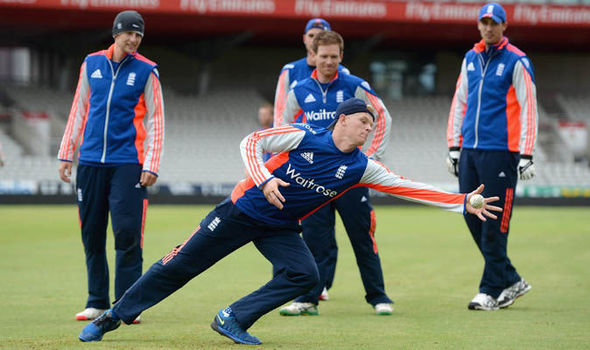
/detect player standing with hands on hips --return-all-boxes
[78,98,502,345]
[446,2,537,311]
[58,10,165,322]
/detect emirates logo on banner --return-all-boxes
[180,0,276,14]
[294,0,386,18]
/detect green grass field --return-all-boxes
[1,205,589,349]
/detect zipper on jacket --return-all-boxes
[101,57,128,163]
[312,78,330,104]
[474,50,499,148]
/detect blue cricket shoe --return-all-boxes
[78,309,121,342]
[210,307,262,345]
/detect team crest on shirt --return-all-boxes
[126,72,136,86]
[336,90,344,103]
[496,63,505,76]
[335,165,348,179]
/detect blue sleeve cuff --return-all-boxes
[463,194,468,215]
[258,175,275,188]
[58,159,72,163]
[142,170,159,177]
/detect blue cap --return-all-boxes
[305,18,331,33]
[328,98,375,130]
[478,3,506,23]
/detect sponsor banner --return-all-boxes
[2,0,590,26]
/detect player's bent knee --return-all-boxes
[285,264,319,289]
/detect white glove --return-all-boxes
[518,155,535,180]
[446,148,460,177]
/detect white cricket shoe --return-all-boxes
[374,303,394,315]
[468,293,499,311]
[319,287,330,301]
[131,315,141,324]
[279,302,319,316]
[75,307,108,321]
[498,279,531,308]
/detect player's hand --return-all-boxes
[446,148,460,177]
[518,155,535,181]
[140,171,158,187]
[261,177,290,210]
[465,184,503,222]
[59,161,73,183]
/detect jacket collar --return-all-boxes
[473,36,509,54]
[311,68,339,84]
[104,44,137,61]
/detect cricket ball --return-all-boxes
[470,194,484,209]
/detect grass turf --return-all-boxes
[1,205,589,349]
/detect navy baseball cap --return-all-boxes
[328,98,375,130]
[305,18,331,33]
[478,3,506,23]
[112,10,145,37]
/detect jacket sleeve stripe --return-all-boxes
[523,67,537,155]
[363,91,391,159]
[273,70,289,127]
[447,60,467,148]
[58,61,89,161]
[143,71,165,175]
[513,61,537,156]
[243,125,302,186]
[360,159,466,213]
[150,72,165,173]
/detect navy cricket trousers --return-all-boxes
[76,164,148,309]
[112,199,319,330]
[296,187,392,306]
[458,149,521,298]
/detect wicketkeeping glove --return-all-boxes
[446,147,460,177]
[518,155,535,180]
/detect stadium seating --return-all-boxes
[1,87,589,189]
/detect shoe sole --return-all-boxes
[376,311,393,315]
[210,319,261,345]
[499,285,532,309]
[468,302,498,311]
[79,333,102,342]
[76,316,94,321]
[279,310,319,316]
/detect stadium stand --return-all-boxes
[1,87,590,188]
[557,94,590,122]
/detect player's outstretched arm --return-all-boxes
[465,184,502,222]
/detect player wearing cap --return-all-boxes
[446,2,537,311]
[278,31,394,316]
[78,97,502,345]
[274,18,350,127]
[58,10,165,322]
[273,17,349,301]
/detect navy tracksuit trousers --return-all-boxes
[295,187,392,306]
[112,199,319,330]
[76,164,147,309]
[458,149,521,298]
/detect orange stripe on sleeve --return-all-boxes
[505,86,521,152]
